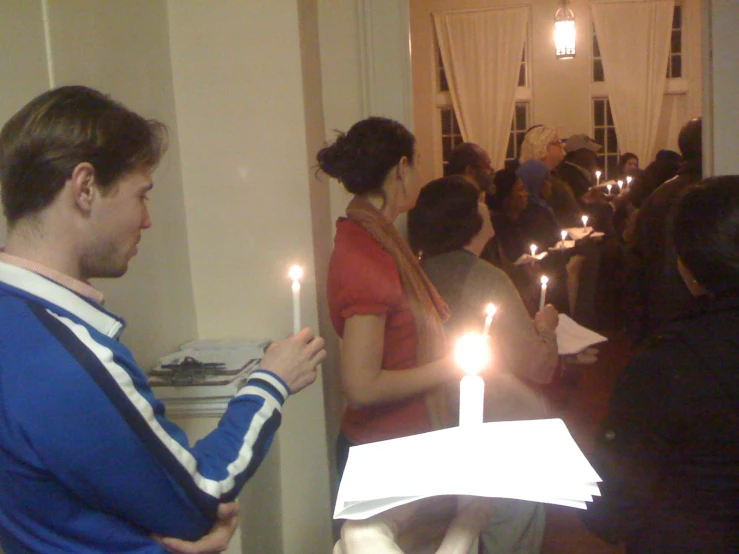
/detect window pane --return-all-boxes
[515,104,527,130]
[441,109,451,135]
[594,128,605,147]
[452,111,461,134]
[672,55,682,78]
[506,134,515,160]
[453,135,463,148]
[606,103,614,125]
[594,100,605,127]
[594,59,604,82]
[443,136,453,161]
[518,63,526,87]
[593,35,600,58]
[673,5,682,29]
[607,128,618,151]
[607,155,618,179]
[440,69,449,92]
[672,30,682,54]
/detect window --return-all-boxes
[667,4,682,78]
[506,102,529,162]
[593,98,619,179]
[593,4,682,82]
[435,32,531,174]
[440,107,464,174]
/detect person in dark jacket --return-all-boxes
[625,117,703,343]
[581,175,739,552]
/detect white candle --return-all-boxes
[289,265,303,335]
[560,229,567,247]
[455,334,488,426]
[607,184,612,195]
[618,179,624,191]
[530,244,537,258]
[482,303,497,336]
[626,176,632,188]
[595,170,601,186]
[539,275,549,312]
[582,214,589,229]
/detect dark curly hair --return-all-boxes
[316,117,415,195]
[673,175,739,296]
[408,176,483,258]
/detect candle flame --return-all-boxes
[530,244,537,256]
[485,303,497,318]
[618,180,624,188]
[541,275,549,285]
[288,265,303,282]
[595,170,601,178]
[582,215,589,225]
[561,230,567,240]
[626,176,632,185]
[455,334,490,376]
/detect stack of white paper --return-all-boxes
[555,314,608,355]
[335,418,601,520]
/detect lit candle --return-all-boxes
[530,244,538,258]
[618,179,624,191]
[626,176,632,188]
[539,275,549,312]
[595,170,601,186]
[482,303,497,336]
[455,334,489,426]
[289,265,303,335]
[560,229,567,247]
[607,184,612,195]
[582,214,589,229]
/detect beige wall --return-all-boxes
[411,0,703,184]
[166,1,333,552]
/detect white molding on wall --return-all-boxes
[357,0,414,129]
[40,0,54,88]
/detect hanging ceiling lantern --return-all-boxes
[554,0,576,60]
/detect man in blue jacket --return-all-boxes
[0,86,326,553]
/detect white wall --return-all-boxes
[411,0,703,184]
[166,1,333,552]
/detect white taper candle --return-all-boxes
[289,265,303,335]
[539,275,549,312]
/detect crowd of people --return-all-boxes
[0,86,736,554]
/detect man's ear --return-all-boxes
[70,162,97,213]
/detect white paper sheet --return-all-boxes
[335,419,601,520]
[555,314,608,355]
[513,252,549,266]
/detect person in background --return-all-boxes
[617,152,639,180]
[0,86,326,554]
[519,125,580,229]
[581,176,739,552]
[446,142,495,194]
[408,176,558,554]
[626,117,703,344]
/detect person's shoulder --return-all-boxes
[331,219,396,271]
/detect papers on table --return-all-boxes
[513,252,548,265]
[335,418,601,521]
[555,314,608,355]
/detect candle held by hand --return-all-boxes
[595,170,601,186]
[530,244,537,257]
[582,214,589,229]
[289,265,303,335]
[455,334,489,426]
[618,180,624,191]
[607,184,612,195]
[560,230,567,247]
[539,275,549,312]
[482,303,497,336]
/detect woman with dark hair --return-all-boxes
[408,176,558,554]
[617,152,639,179]
[319,117,459,476]
[582,176,739,552]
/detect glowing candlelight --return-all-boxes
[539,275,549,312]
[595,170,601,186]
[626,176,632,187]
[618,179,624,191]
[560,229,567,247]
[455,334,489,426]
[482,303,497,336]
[607,184,612,195]
[289,265,303,335]
[582,214,589,229]
[530,244,538,258]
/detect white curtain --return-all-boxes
[592,1,675,163]
[433,7,528,170]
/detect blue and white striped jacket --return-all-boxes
[0,261,288,553]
